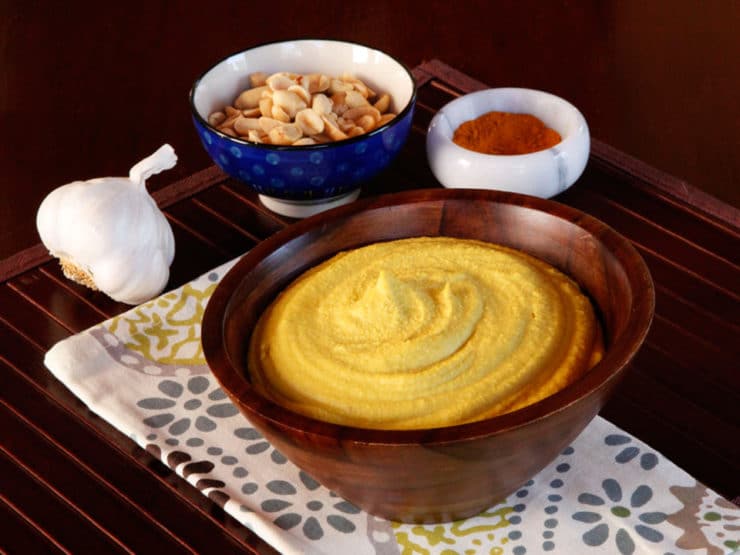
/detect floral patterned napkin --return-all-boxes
[45,257,739,555]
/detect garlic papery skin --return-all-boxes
[36,145,177,305]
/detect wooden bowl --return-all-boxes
[202,188,654,523]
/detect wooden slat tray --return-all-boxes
[1,60,737,554]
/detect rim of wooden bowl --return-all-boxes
[202,188,655,445]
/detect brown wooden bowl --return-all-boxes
[202,188,655,523]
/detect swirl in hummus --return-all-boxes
[248,237,603,430]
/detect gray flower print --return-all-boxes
[573,479,667,555]
[262,471,360,541]
[137,376,239,445]
[605,434,659,470]
[233,425,288,464]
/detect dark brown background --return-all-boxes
[1,1,738,261]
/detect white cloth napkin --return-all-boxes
[45,258,739,555]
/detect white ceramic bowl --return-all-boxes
[426,88,590,198]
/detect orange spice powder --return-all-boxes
[452,111,562,155]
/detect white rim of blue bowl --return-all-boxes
[189,38,418,151]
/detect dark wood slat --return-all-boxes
[166,218,232,290]
[151,165,227,208]
[0,448,132,554]
[644,316,739,401]
[644,313,736,382]
[199,183,287,239]
[8,268,108,334]
[167,198,257,257]
[0,339,275,555]
[0,320,86,410]
[166,212,230,256]
[0,243,49,283]
[564,186,739,294]
[637,248,739,324]
[39,261,132,320]
[576,167,739,261]
[353,131,440,200]
[634,342,739,424]
[0,497,69,555]
[586,138,740,227]
[622,363,740,468]
[361,155,431,198]
[0,388,263,554]
[0,284,71,351]
[415,78,462,112]
[420,59,490,95]
[389,130,441,186]
[640,269,737,381]
[409,103,435,139]
[1,401,196,554]
[564,192,739,324]
[653,283,739,354]
[410,65,434,89]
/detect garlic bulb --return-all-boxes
[37,144,178,305]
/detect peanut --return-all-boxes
[265,73,295,91]
[241,107,261,118]
[322,115,348,141]
[344,105,381,123]
[376,113,396,128]
[249,71,268,88]
[234,117,262,135]
[295,108,324,136]
[271,104,292,123]
[234,85,268,110]
[348,126,365,137]
[211,71,398,145]
[259,97,273,118]
[302,73,330,94]
[292,137,317,146]
[258,117,282,133]
[208,111,226,126]
[287,84,312,105]
[247,129,264,143]
[272,89,307,119]
[268,123,302,145]
[345,90,369,109]
[311,93,333,115]
[355,114,377,133]
[373,93,390,114]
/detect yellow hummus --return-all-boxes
[248,237,603,430]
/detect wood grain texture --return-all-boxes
[0,497,70,555]
[202,189,655,522]
[0,446,134,554]
[1,60,737,550]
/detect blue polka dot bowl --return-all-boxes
[190,39,416,217]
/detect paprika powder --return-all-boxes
[453,111,562,155]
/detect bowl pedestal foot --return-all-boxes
[258,189,361,218]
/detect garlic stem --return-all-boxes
[129,144,178,188]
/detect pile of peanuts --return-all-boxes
[207,71,396,146]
